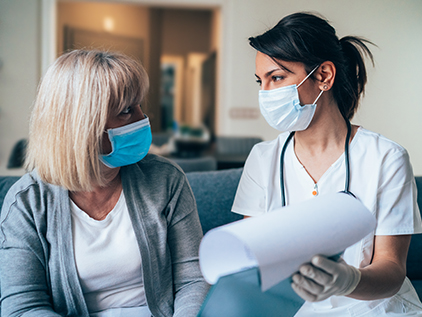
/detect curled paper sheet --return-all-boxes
[199,192,376,291]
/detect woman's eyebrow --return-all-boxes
[255,68,282,79]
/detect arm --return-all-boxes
[291,234,409,302]
[350,234,409,300]
[0,249,60,317]
[0,191,61,316]
[167,181,210,317]
[292,146,419,302]
[231,144,266,217]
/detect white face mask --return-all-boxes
[258,65,323,132]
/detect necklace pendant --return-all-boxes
[312,183,318,197]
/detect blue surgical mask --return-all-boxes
[100,116,152,168]
[258,65,323,132]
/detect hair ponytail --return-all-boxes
[338,36,375,119]
[249,12,375,120]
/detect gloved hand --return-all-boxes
[291,255,361,302]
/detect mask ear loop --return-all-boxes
[297,65,324,105]
[312,90,324,105]
[297,65,320,88]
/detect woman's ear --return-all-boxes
[315,61,336,91]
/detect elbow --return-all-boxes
[387,271,406,297]
[386,261,407,297]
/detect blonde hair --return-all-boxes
[25,50,149,191]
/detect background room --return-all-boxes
[1,0,421,175]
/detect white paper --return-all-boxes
[199,192,376,291]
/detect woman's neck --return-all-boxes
[69,168,122,220]
[292,100,353,183]
[295,110,348,155]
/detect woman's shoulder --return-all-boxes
[355,127,408,157]
[0,171,60,222]
[353,127,413,179]
[3,171,54,200]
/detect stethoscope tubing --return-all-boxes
[279,120,353,207]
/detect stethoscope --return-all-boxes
[279,120,354,207]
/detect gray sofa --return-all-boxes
[1,169,421,301]
[186,169,422,299]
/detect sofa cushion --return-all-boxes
[412,280,422,302]
[0,172,421,299]
[0,176,20,209]
[407,177,422,281]
[186,168,243,234]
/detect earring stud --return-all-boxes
[323,84,328,90]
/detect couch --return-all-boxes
[1,169,421,300]
[186,169,422,299]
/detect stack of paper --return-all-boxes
[198,192,376,316]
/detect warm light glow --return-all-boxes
[103,17,114,32]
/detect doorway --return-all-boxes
[57,1,219,137]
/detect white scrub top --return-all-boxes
[232,127,422,316]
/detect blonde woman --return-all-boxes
[0,50,209,316]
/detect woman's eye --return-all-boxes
[120,107,132,115]
[272,75,284,82]
[256,79,262,86]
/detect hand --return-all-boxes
[291,255,361,302]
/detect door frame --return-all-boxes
[41,0,229,135]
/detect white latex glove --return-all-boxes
[291,255,361,302]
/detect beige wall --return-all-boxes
[161,8,212,55]
[1,0,422,175]
[160,8,213,126]
[0,0,40,176]
[57,2,150,69]
[57,4,214,131]
[221,0,422,175]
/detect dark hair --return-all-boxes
[249,12,374,120]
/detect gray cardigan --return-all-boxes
[0,154,209,316]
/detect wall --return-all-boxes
[57,2,150,69]
[1,0,422,175]
[161,8,213,126]
[57,4,213,131]
[0,0,40,176]
[161,8,212,55]
[221,0,422,175]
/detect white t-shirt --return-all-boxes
[70,191,151,316]
[232,127,422,316]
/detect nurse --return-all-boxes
[231,12,422,315]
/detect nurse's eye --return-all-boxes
[256,79,262,86]
[272,75,284,82]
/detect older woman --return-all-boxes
[0,50,209,316]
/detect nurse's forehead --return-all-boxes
[255,52,297,76]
